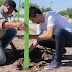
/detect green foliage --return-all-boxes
[21,2,52,13]
[40,6,44,13]
[21,2,72,18]
[66,8,72,13]
[21,2,24,9]
[66,8,72,18]
[44,7,52,12]
[67,11,72,18]
[58,8,72,18]
[40,7,52,13]
[29,3,39,8]
[14,13,18,17]
[21,3,39,9]
[0,0,4,7]
[58,10,67,16]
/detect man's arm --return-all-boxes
[2,22,19,28]
[2,22,27,30]
[2,21,27,56]
[10,42,17,53]
[20,39,38,57]
[29,25,54,40]
[28,26,54,54]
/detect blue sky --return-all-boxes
[30,0,72,12]
[13,0,72,14]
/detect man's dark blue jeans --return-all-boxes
[37,29,72,62]
[0,28,17,65]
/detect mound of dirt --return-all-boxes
[16,46,55,72]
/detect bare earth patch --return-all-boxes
[0,25,72,72]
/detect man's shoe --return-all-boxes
[44,59,62,70]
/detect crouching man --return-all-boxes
[28,7,72,70]
[0,0,27,65]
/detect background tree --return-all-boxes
[66,8,72,18]
[29,3,39,8]
[58,10,67,16]
[66,8,71,13]
[44,7,52,12]
[40,6,45,13]
[21,2,52,13]
[67,10,72,18]
[21,2,39,9]
[21,2,72,18]
[40,7,52,13]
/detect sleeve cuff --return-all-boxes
[47,24,55,27]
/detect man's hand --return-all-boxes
[29,39,38,53]
[10,42,24,57]
[17,22,27,30]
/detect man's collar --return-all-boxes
[1,5,8,14]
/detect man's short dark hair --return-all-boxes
[29,6,42,17]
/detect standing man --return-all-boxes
[0,0,27,65]
[29,6,72,70]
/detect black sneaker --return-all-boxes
[44,59,62,70]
